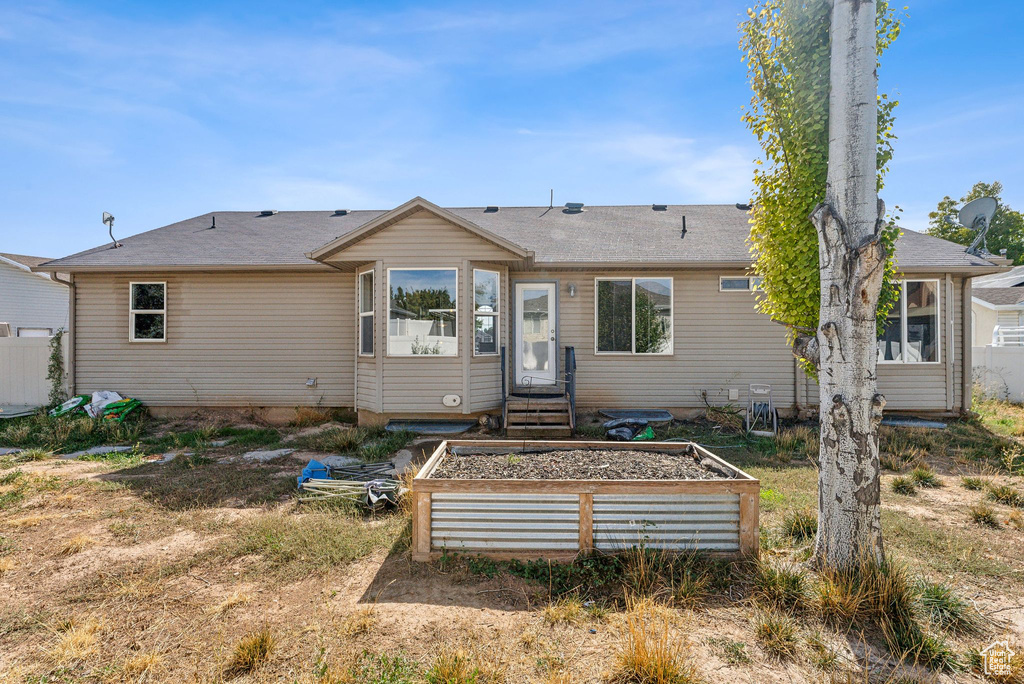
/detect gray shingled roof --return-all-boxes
[973,287,1024,307]
[37,204,999,271]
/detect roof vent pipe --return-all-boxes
[210,215,216,229]
[260,210,277,216]
[680,215,687,239]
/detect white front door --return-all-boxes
[514,282,557,386]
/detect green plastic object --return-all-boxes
[631,425,656,441]
[49,394,90,418]
[101,398,142,423]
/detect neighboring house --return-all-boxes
[972,265,1024,346]
[35,197,1002,423]
[0,253,69,337]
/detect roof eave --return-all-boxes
[30,262,333,273]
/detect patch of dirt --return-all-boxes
[431,448,727,480]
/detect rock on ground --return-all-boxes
[242,448,295,463]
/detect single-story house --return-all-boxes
[0,253,69,337]
[35,197,1004,428]
[971,265,1024,346]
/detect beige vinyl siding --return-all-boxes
[0,262,69,335]
[75,271,353,407]
[516,270,797,410]
[332,210,521,263]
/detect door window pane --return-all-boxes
[521,288,549,371]
[388,269,458,356]
[635,278,672,354]
[596,279,632,352]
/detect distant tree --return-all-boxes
[927,181,1024,264]
[391,287,455,317]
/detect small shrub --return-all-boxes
[909,466,941,488]
[969,502,1001,528]
[1008,509,1024,530]
[890,476,917,496]
[753,610,798,660]
[58,534,96,556]
[425,647,492,684]
[543,595,585,625]
[915,580,982,635]
[987,484,1024,508]
[609,599,700,683]
[960,475,985,491]
[751,561,807,611]
[226,628,275,676]
[780,509,817,542]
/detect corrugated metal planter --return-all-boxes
[411,440,759,562]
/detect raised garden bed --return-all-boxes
[411,440,759,562]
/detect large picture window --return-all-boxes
[473,269,499,356]
[359,269,374,356]
[595,277,673,354]
[129,282,166,342]
[877,279,939,363]
[388,268,458,356]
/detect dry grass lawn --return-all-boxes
[0,402,1022,682]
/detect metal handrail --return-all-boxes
[500,345,507,432]
[565,346,577,432]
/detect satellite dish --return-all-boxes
[958,196,998,256]
[102,211,122,249]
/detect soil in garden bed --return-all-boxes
[430,448,729,480]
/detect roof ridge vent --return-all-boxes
[260,210,278,216]
[484,206,499,213]
[333,209,349,216]
[652,204,668,211]
[563,202,585,214]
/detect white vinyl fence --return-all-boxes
[0,336,66,406]
[973,345,1024,403]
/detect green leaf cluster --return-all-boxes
[927,181,1024,264]
[739,0,905,371]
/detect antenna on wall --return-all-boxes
[957,197,998,256]
[103,212,122,249]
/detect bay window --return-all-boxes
[877,279,939,363]
[387,268,458,356]
[595,277,673,354]
[473,269,499,355]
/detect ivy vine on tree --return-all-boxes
[47,328,67,407]
[739,0,904,374]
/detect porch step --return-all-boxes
[504,425,573,438]
[505,396,569,411]
[505,412,570,425]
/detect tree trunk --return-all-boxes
[810,0,886,569]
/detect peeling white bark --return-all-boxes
[812,0,886,569]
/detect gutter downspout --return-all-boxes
[51,272,76,396]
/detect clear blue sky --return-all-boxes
[2,0,1022,258]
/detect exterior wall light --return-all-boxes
[567,283,577,298]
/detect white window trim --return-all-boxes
[719,276,762,292]
[878,278,941,365]
[594,277,674,356]
[473,268,500,357]
[358,268,374,357]
[386,267,459,358]
[129,281,166,343]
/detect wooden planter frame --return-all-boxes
[411,440,759,562]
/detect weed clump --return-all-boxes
[909,466,941,488]
[890,476,917,496]
[609,598,701,683]
[987,483,1024,508]
[969,502,1001,528]
[226,628,275,676]
[753,610,798,660]
[780,509,817,542]
[960,475,986,491]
